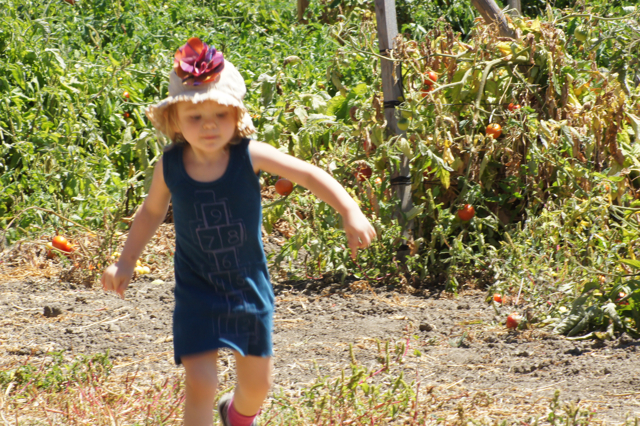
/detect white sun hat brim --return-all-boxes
[145,59,255,138]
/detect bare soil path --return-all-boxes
[1,269,639,423]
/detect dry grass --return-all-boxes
[0,342,629,425]
[0,224,178,288]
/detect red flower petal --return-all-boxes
[172,38,225,86]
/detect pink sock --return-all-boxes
[228,397,258,426]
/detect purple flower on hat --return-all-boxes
[174,38,224,86]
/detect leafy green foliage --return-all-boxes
[0,0,337,244]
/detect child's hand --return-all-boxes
[343,209,377,259]
[101,261,135,299]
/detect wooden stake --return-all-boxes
[374,0,413,245]
[297,0,309,22]
[470,0,517,38]
[507,0,522,15]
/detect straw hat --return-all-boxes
[146,38,255,139]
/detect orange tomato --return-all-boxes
[508,103,521,112]
[486,123,502,139]
[123,91,130,99]
[52,235,68,251]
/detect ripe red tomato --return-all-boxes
[423,71,438,86]
[374,177,382,185]
[363,138,376,153]
[493,293,502,304]
[355,164,372,182]
[64,0,75,4]
[123,91,130,99]
[124,112,130,118]
[420,86,433,98]
[616,292,630,306]
[275,178,294,196]
[486,123,502,139]
[456,204,475,221]
[508,103,521,112]
[506,313,521,329]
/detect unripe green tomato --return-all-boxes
[374,156,387,171]
[397,118,409,131]
[575,26,588,42]
[401,109,412,119]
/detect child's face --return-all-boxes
[172,100,238,152]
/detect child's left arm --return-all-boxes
[249,141,376,259]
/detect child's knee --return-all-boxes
[185,369,218,395]
[182,352,219,395]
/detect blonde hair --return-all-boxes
[162,102,253,147]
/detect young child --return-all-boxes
[101,38,376,426]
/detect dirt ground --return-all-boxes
[0,237,639,423]
[1,277,639,423]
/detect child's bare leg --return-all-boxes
[232,351,273,416]
[182,350,219,426]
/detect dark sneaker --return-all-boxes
[217,393,259,426]
[217,393,233,426]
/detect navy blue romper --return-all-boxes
[162,138,274,364]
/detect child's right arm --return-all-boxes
[101,159,171,298]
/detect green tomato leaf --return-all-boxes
[620,259,640,270]
[603,302,625,331]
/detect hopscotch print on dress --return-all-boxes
[192,190,258,341]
